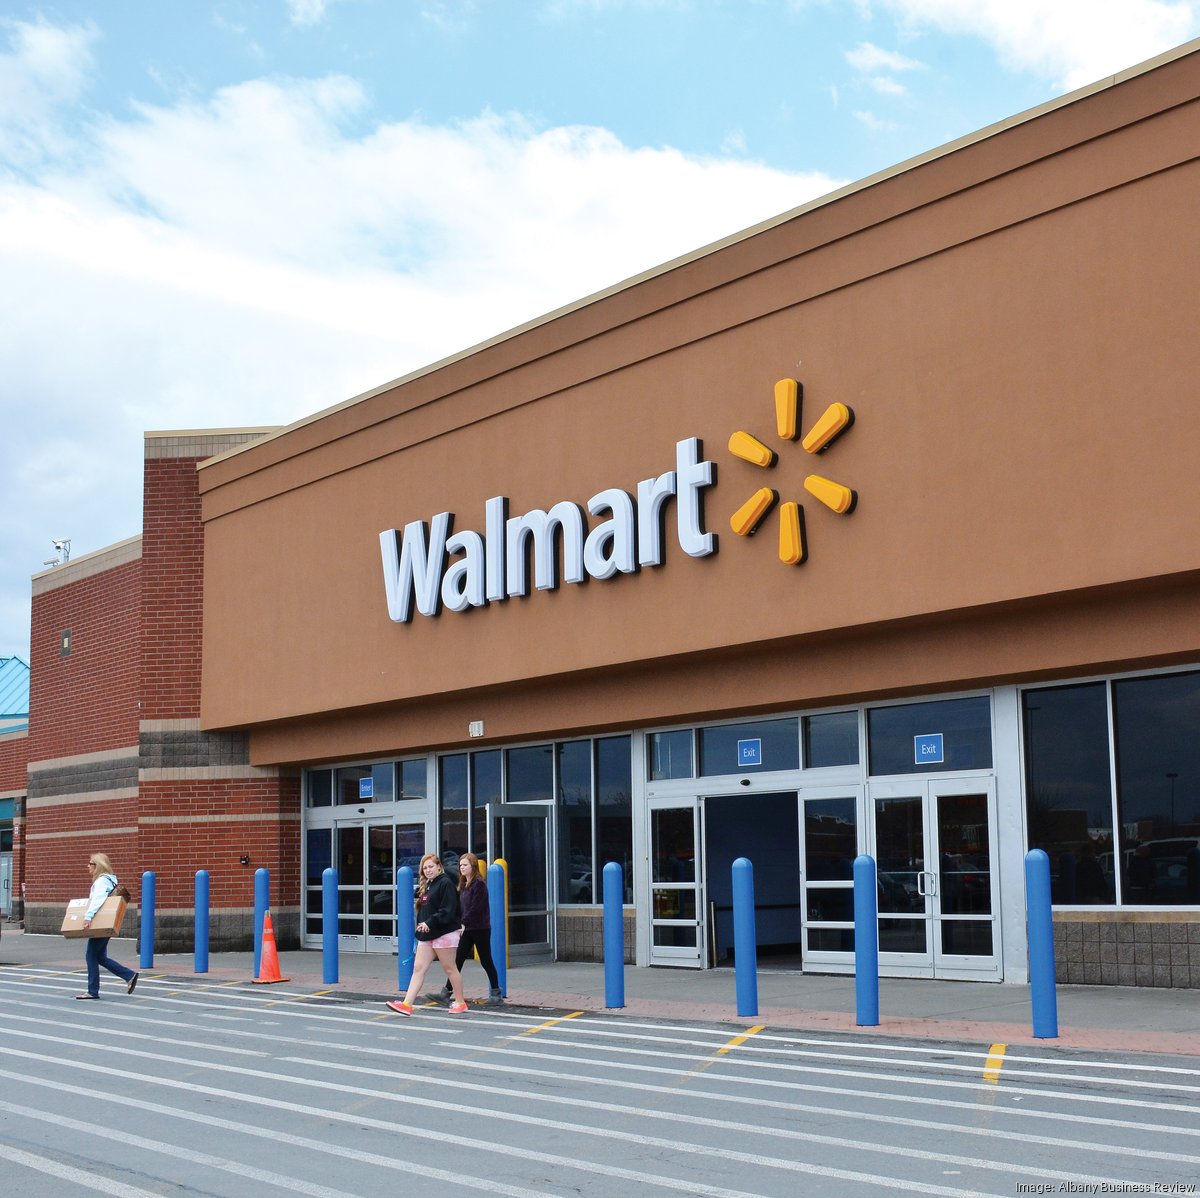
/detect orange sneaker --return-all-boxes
[448,1001,468,1014]
[386,1000,414,1016]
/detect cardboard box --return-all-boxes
[61,895,127,938]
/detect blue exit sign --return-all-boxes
[914,733,944,765]
[737,738,762,768]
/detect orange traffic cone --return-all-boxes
[252,911,290,984]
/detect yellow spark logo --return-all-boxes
[728,378,857,565]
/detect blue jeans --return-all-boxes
[85,937,135,996]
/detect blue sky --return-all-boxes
[2,0,1198,661]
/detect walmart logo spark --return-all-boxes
[727,378,857,565]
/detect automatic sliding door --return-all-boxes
[335,824,366,951]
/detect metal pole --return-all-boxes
[853,854,879,1027]
[139,871,155,970]
[732,857,758,1017]
[194,870,209,974]
[603,861,625,1009]
[253,867,269,980]
[396,866,415,992]
[322,867,339,984]
[1025,848,1058,1038]
[487,862,507,998]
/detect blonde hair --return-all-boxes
[89,852,115,877]
[416,852,443,897]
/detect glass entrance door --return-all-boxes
[489,803,553,960]
[868,779,1000,979]
[798,787,862,968]
[648,798,704,967]
[321,820,425,953]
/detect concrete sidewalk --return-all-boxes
[4,927,1197,1056]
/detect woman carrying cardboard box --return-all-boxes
[76,853,138,1000]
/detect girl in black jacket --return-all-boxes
[386,854,467,1016]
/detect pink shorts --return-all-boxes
[428,931,461,949]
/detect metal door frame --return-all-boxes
[797,784,865,973]
[647,795,706,968]
[487,802,554,961]
[867,776,1001,980]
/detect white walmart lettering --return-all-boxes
[380,438,716,623]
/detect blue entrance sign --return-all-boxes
[914,733,944,765]
[737,738,762,768]
[358,776,374,799]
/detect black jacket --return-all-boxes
[414,873,461,941]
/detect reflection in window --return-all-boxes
[648,730,692,780]
[336,765,370,805]
[867,696,992,776]
[699,718,799,776]
[439,754,468,860]
[507,744,554,802]
[804,711,859,768]
[597,736,633,904]
[398,759,427,800]
[470,750,501,856]
[557,741,593,904]
[1113,671,1200,905]
[1023,684,1115,905]
[307,769,333,808]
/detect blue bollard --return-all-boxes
[139,871,155,969]
[1025,848,1059,1038]
[487,863,507,998]
[603,861,625,1009]
[396,866,415,993]
[732,857,758,1017]
[253,867,269,980]
[853,854,880,1027]
[194,870,209,974]
[322,867,339,985]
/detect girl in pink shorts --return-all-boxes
[386,853,467,1015]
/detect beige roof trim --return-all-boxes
[31,535,142,594]
[198,36,1200,472]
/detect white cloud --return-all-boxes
[0,18,844,658]
[878,0,1199,90]
[0,16,97,167]
[285,0,333,28]
[853,109,898,131]
[845,41,924,73]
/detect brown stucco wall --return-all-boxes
[198,47,1200,764]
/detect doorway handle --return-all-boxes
[916,871,937,897]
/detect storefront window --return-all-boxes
[335,765,370,804]
[507,744,554,802]
[804,711,859,768]
[597,735,633,904]
[439,754,468,860]
[1023,683,1117,905]
[470,750,501,856]
[648,730,693,780]
[307,769,333,808]
[397,759,427,800]
[867,696,992,776]
[1113,671,1200,905]
[699,718,798,776]
[557,741,593,904]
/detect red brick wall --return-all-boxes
[142,457,204,720]
[137,777,300,910]
[28,559,141,764]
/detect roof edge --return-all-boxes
[198,36,1200,473]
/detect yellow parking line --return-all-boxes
[520,1011,584,1037]
[982,1042,1007,1084]
[716,1025,766,1056]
